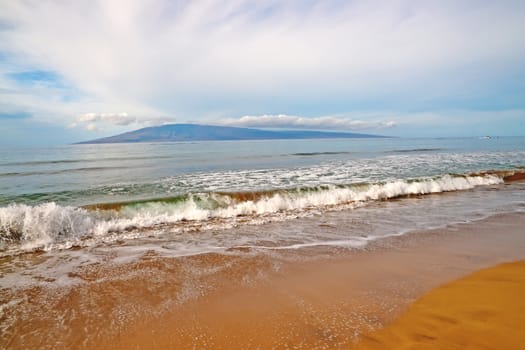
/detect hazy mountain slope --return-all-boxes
[77,124,385,144]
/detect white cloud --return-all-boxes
[141,116,178,126]
[0,0,524,135]
[218,114,396,130]
[72,112,176,131]
[85,123,99,131]
[78,112,136,126]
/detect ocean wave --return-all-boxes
[0,154,175,167]
[0,166,133,178]
[390,148,443,153]
[290,151,352,156]
[0,172,508,254]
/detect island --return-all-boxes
[76,123,387,144]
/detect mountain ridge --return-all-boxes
[76,123,388,144]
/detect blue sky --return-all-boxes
[1,0,525,145]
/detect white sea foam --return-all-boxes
[0,174,504,253]
[0,203,94,248]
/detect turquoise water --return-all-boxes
[0,137,524,254]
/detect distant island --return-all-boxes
[77,124,387,144]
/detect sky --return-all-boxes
[1,0,525,145]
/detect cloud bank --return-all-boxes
[71,113,176,131]
[78,113,136,126]
[219,114,396,130]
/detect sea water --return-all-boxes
[0,137,524,256]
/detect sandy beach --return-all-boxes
[2,210,524,349]
[355,260,525,349]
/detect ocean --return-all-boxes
[1,137,524,257]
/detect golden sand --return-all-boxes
[355,260,525,350]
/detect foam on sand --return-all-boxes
[2,212,525,349]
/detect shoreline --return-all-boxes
[120,212,525,350]
[2,169,523,256]
[3,211,524,349]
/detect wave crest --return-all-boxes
[0,203,93,246]
[0,173,504,253]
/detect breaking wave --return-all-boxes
[0,172,510,254]
[390,148,443,153]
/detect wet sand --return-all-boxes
[2,212,525,349]
[356,260,525,350]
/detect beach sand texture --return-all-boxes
[4,212,524,349]
[356,260,525,350]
